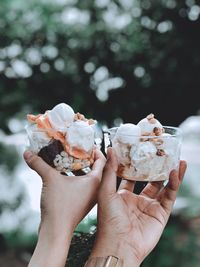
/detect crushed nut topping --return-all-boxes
[74,113,96,125]
[153,127,162,136]
[156,149,166,156]
[74,112,87,121]
[88,119,96,125]
[142,132,151,136]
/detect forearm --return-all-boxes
[28,224,73,267]
[88,233,141,267]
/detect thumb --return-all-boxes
[89,149,106,181]
[100,147,118,195]
[23,150,54,182]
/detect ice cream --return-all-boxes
[111,124,141,165]
[48,103,75,131]
[66,121,94,152]
[107,114,182,181]
[137,113,163,136]
[113,124,141,145]
[26,124,51,153]
[26,103,96,173]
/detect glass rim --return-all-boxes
[105,126,182,138]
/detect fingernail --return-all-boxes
[24,151,33,161]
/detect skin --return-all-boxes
[89,147,187,267]
[23,148,106,267]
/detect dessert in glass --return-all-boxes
[105,114,182,181]
[26,103,97,174]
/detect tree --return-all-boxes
[0,0,199,134]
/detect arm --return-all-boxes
[87,148,187,267]
[28,222,72,267]
[24,149,106,267]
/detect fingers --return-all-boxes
[140,181,164,199]
[100,147,118,195]
[23,150,54,183]
[158,170,179,212]
[118,179,136,192]
[178,160,187,182]
[158,160,187,212]
[89,149,106,181]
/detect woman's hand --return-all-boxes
[24,148,106,267]
[90,148,187,267]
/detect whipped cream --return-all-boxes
[66,120,95,152]
[48,103,75,131]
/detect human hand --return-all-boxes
[90,148,187,267]
[24,148,106,267]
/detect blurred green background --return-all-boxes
[0,0,200,266]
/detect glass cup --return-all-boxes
[104,126,182,181]
[26,123,96,173]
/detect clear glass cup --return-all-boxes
[26,123,96,173]
[105,126,182,181]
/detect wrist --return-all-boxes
[39,221,73,246]
[90,232,141,267]
[39,218,75,240]
[28,223,73,267]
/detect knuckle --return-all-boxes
[89,173,101,185]
[88,170,99,180]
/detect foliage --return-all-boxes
[0,0,200,134]
[75,216,97,233]
[143,216,200,267]
[0,143,19,173]
[0,142,25,214]
[3,230,37,250]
